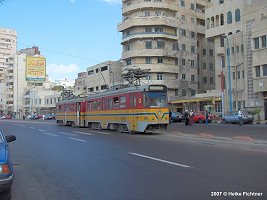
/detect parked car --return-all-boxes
[0,129,16,193]
[44,114,56,120]
[28,115,40,120]
[192,111,214,123]
[171,112,185,123]
[222,111,254,124]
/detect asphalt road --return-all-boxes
[0,120,266,200]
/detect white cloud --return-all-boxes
[47,63,80,81]
[102,0,121,4]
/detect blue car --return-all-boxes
[222,111,254,124]
[0,129,16,194]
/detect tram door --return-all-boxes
[130,95,137,131]
[76,102,81,126]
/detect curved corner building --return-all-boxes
[118,0,210,99]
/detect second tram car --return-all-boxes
[56,84,169,133]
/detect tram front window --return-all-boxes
[145,92,168,108]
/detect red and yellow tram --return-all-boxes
[56,84,169,133]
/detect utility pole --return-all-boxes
[219,57,225,117]
[225,36,233,112]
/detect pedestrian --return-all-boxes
[169,109,172,124]
[205,110,209,126]
[185,110,189,126]
[189,110,194,126]
[238,109,243,126]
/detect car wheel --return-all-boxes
[222,119,226,124]
[0,189,11,200]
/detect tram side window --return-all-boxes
[113,97,119,108]
[120,96,126,108]
[66,104,70,112]
[107,98,112,109]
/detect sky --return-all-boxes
[0,0,122,81]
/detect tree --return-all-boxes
[0,0,5,4]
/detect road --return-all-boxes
[0,120,266,200]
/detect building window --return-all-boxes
[181,15,186,21]
[182,89,186,96]
[231,47,234,54]
[145,11,150,16]
[191,75,195,82]
[233,72,235,80]
[262,35,266,48]
[157,41,165,49]
[146,41,152,49]
[242,70,245,78]
[263,64,267,76]
[145,57,151,64]
[182,59,186,65]
[191,60,195,66]
[175,73,179,79]
[209,49,213,56]
[254,37,259,49]
[182,74,186,80]
[237,71,240,79]
[203,49,206,55]
[182,44,186,51]
[191,32,195,38]
[235,9,241,22]
[155,27,163,32]
[255,66,260,77]
[190,3,195,10]
[157,73,163,80]
[233,101,236,110]
[146,74,151,80]
[191,90,196,96]
[175,58,179,65]
[181,29,186,36]
[236,45,239,53]
[203,62,206,69]
[180,0,185,7]
[203,77,207,83]
[173,43,179,51]
[191,46,195,53]
[126,59,132,65]
[145,27,152,32]
[157,58,163,63]
[210,77,214,84]
[227,11,232,24]
[175,89,179,96]
[241,44,244,53]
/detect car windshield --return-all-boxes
[144,92,168,108]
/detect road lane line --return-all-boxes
[59,132,77,136]
[129,152,191,168]
[73,131,95,136]
[38,129,46,132]
[42,132,58,137]
[69,137,87,143]
[30,127,35,129]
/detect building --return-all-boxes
[118,0,215,100]
[205,0,267,119]
[74,61,122,95]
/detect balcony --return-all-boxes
[122,2,178,14]
[122,49,178,60]
[118,16,178,32]
[122,32,177,44]
[197,24,205,34]
[216,47,225,56]
[253,77,267,93]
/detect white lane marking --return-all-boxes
[69,137,87,143]
[42,132,58,137]
[73,131,95,136]
[30,127,35,129]
[129,152,191,168]
[38,129,46,132]
[59,132,77,136]
[20,125,25,127]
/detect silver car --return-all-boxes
[222,111,254,124]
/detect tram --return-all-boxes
[56,84,169,133]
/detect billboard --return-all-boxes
[26,57,46,82]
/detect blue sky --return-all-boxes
[0,0,122,81]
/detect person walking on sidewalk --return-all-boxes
[205,110,209,126]
[189,110,194,126]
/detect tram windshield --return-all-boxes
[144,92,168,108]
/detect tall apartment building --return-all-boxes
[0,28,17,115]
[118,0,215,100]
[205,0,267,119]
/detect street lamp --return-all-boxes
[223,33,233,112]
